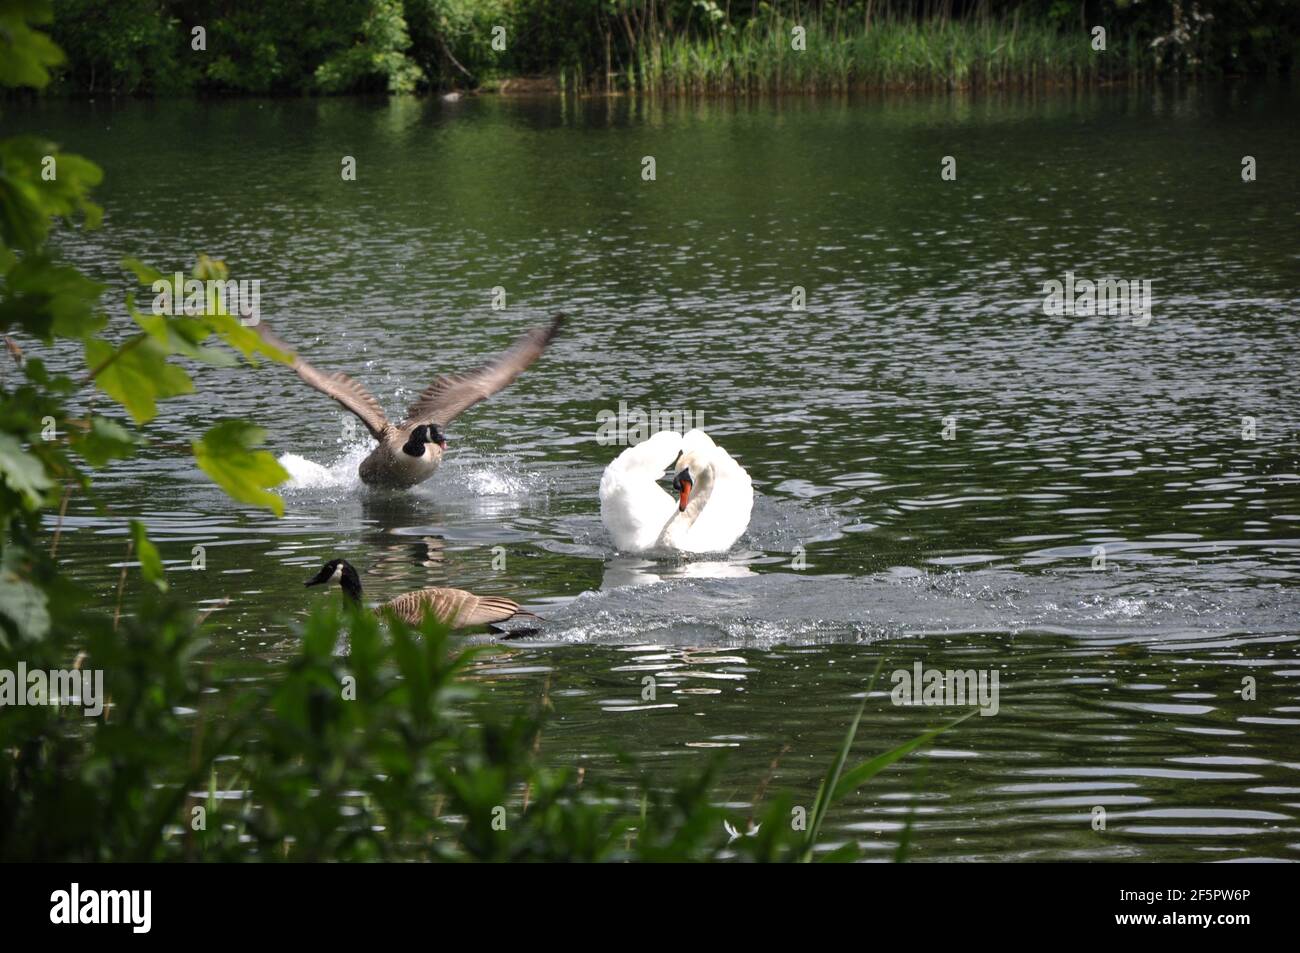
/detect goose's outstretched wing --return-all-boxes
[383,587,526,629]
[253,321,391,440]
[399,315,564,430]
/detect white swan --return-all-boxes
[599,429,753,554]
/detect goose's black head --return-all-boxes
[401,424,448,457]
[305,558,362,602]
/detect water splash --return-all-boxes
[279,444,372,491]
[278,443,540,511]
[532,567,1300,648]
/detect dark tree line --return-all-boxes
[36,0,1300,95]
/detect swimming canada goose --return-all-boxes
[305,558,536,630]
[599,429,753,554]
[255,315,564,489]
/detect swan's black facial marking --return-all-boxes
[672,468,693,512]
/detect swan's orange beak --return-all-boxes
[672,469,693,512]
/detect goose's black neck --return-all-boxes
[338,561,363,602]
[401,429,428,457]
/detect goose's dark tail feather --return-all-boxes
[491,622,544,640]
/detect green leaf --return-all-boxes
[205,311,290,363]
[0,254,106,340]
[0,430,53,507]
[192,420,288,516]
[0,2,65,89]
[121,258,287,365]
[129,298,238,367]
[0,545,50,645]
[121,256,165,287]
[0,137,101,252]
[130,519,168,592]
[192,254,227,281]
[73,415,140,467]
[85,335,193,424]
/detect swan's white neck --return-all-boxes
[657,461,715,547]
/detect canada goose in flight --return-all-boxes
[305,558,537,630]
[255,315,564,489]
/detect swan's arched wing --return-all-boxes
[384,587,522,629]
[253,321,391,439]
[399,316,564,429]
[599,432,683,553]
[681,429,718,455]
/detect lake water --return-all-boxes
[21,83,1300,861]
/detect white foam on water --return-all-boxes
[528,568,1300,648]
[414,453,537,501]
[464,468,528,496]
[279,444,372,491]
[278,443,537,504]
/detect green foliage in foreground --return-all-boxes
[0,0,972,861]
[24,0,1300,96]
[0,595,972,862]
[0,1,292,650]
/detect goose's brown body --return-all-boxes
[381,587,525,628]
[305,558,532,632]
[358,435,444,488]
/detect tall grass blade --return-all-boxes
[801,687,978,862]
[832,708,977,802]
[800,658,883,862]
